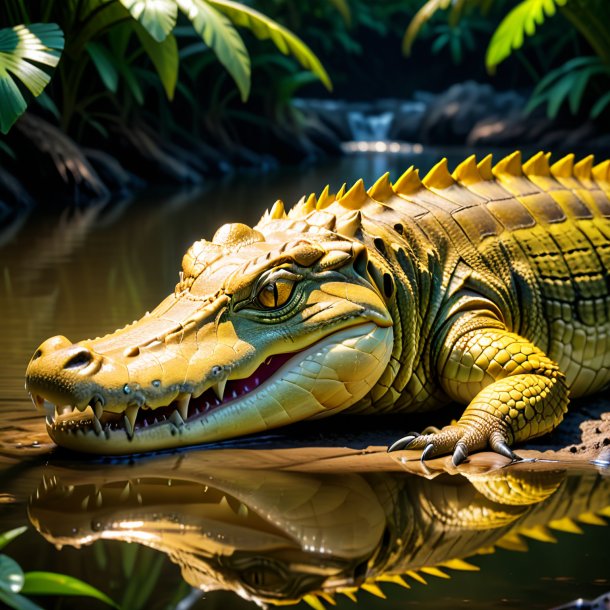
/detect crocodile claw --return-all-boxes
[387,432,420,453]
[420,442,435,461]
[490,433,521,462]
[388,423,522,464]
[452,442,468,466]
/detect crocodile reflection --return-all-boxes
[28,454,610,606]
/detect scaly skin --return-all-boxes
[25,151,610,460]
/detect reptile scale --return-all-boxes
[25,151,610,462]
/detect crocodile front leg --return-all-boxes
[389,316,569,465]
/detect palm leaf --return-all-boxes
[207,0,332,91]
[486,0,568,71]
[402,0,453,55]
[134,26,178,99]
[0,23,64,134]
[119,0,178,42]
[177,0,250,100]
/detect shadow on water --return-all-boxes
[1,148,609,609]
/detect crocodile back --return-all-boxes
[300,153,610,400]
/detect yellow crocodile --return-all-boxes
[25,151,610,461]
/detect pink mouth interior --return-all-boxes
[133,351,297,430]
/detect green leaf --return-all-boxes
[546,73,574,118]
[207,0,332,91]
[0,556,24,593]
[591,90,610,118]
[568,65,609,114]
[327,0,352,26]
[35,90,60,119]
[0,23,64,134]
[118,61,145,104]
[402,0,453,55]
[486,0,568,71]
[21,572,119,608]
[119,0,178,42]
[0,528,27,552]
[86,41,119,93]
[177,0,250,100]
[134,26,178,100]
[0,589,44,610]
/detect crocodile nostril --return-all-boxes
[64,348,93,369]
[32,349,43,361]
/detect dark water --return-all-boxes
[1,149,609,610]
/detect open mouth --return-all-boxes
[34,349,301,440]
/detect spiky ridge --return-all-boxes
[258,152,610,229]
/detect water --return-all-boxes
[347,110,394,140]
[1,150,609,610]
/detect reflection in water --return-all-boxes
[27,449,610,608]
[1,152,609,609]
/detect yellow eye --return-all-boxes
[257,278,295,309]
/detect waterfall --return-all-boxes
[346,111,394,141]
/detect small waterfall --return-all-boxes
[347,111,394,141]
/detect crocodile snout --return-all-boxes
[26,336,101,407]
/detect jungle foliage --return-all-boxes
[0,527,118,610]
[404,0,610,120]
[0,0,331,134]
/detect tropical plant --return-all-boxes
[0,0,331,134]
[0,526,118,610]
[403,0,610,119]
[526,55,610,119]
[0,23,64,133]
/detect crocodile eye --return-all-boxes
[257,278,295,309]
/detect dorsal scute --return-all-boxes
[593,159,610,183]
[368,172,395,202]
[316,185,334,209]
[477,154,494,180]
[492,150,522,179]
[305,210,336,232]
[305,192,318,211]
[423,158,455,190]
[339,178,371,210]
[335,209,362,238]
[551,153,575,179]
[269,199,286,219]
[522,151,550,177]
[573,154,595,183]
[393,166,422,195]
[452,154,482,185]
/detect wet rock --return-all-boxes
[420,81,527,145]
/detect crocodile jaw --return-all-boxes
[41,323,393,454]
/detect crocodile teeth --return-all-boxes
[212,380,227,401]
[169,410,184,427]
[92,416,103,435]
[93,400,103,420]
[176,394,191,420]
[30,393,44,410]
[119,481,134,502]
[124,405,139,439]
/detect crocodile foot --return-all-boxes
[387,424,521,466]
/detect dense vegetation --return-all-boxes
[0,0,608,207]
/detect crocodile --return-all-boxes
[25,151,610,460]
[27,451,610,607]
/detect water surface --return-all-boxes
[1,149,609,610]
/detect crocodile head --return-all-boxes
[25,214,394,453]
